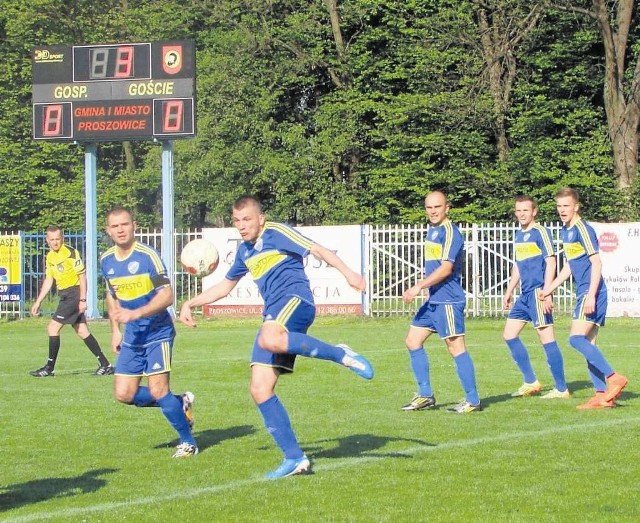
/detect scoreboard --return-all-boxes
[32,40,195,142]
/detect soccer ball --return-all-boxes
[180,239,219,277]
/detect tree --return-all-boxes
[552,0,640,191]
[471,0,545,162]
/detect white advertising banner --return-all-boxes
[200,225,364,316]
[591,222,640,317]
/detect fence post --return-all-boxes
[471,223,480,317]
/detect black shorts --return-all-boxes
[52,286,86,325]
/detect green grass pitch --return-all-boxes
[1,315,638,522]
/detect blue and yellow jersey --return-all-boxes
[423,220,465,303]
[514,224,555,293]
[100,241,175,345]
[560,217,605,297]
[226,222,314,307]
[45,244,85,290]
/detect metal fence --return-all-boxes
[0,229,204,319]
[366,222,574,317]
[2,223,574,319]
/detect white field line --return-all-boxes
[4,416,639,523]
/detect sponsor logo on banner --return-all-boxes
[592,222,640,317]
[598,231,618,252]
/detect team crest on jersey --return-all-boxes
[523,233,530,241]
[254,238,264,252]
[430,231,438,240]
[127,261,140,274]
[57,264,64,272]
[567,230,575,241]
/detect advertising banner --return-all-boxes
[0,235,23,302]
[201,225,364,316]
[592,222,640,317]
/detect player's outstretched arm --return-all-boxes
[309,243,365,292]
[179,278,239,327]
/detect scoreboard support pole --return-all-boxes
[82,141,175,320]
[84,143,100,319]
[161,140,176,314]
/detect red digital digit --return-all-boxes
[114,46,134,78]
[43,105,63,136]
[163,100,184,132]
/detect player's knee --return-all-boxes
[249,381,273,403]
[257,331,286,352]
[405,334,422,349]
[47,323,61,336]
[569,334,586,349]
[114,389,133,404]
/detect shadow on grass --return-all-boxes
[0,468,117,512]
[303,433,433,460]
[157,424,257,453]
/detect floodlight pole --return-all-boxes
[84,143,100,319]
[161,140,176,313]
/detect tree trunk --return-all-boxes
[594,0,640,189]
[555,0,640,189]
[473,2,543,163]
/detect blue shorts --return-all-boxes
[251,295,316,374]
[115,338,174,376]
[507,289,553,329]
[573,291,607,326]
[411,301,465,339]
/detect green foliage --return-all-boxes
[0,0,638,230]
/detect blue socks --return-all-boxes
[569,335,613,389]
[131,386,195,445]
[287,332,345,363]
[132,386,157,407]
[542,341,567,391]
[157,392,196,446]
[505,338,536,383]
[454,352,480,406]
[258,395,304,460]
[587,362,607,392]
[408,347,432,397]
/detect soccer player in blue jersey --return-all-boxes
[539,188,628,409]
[101,206,197,457]
[502,195,569,399]
[401,191,481,414]
[179,195,373,479]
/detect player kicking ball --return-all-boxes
[180,195,373,479]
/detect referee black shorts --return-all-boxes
[52,286,86,325]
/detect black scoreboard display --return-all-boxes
[32,40,195,142]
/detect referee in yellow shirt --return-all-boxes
[30,225,113,377]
